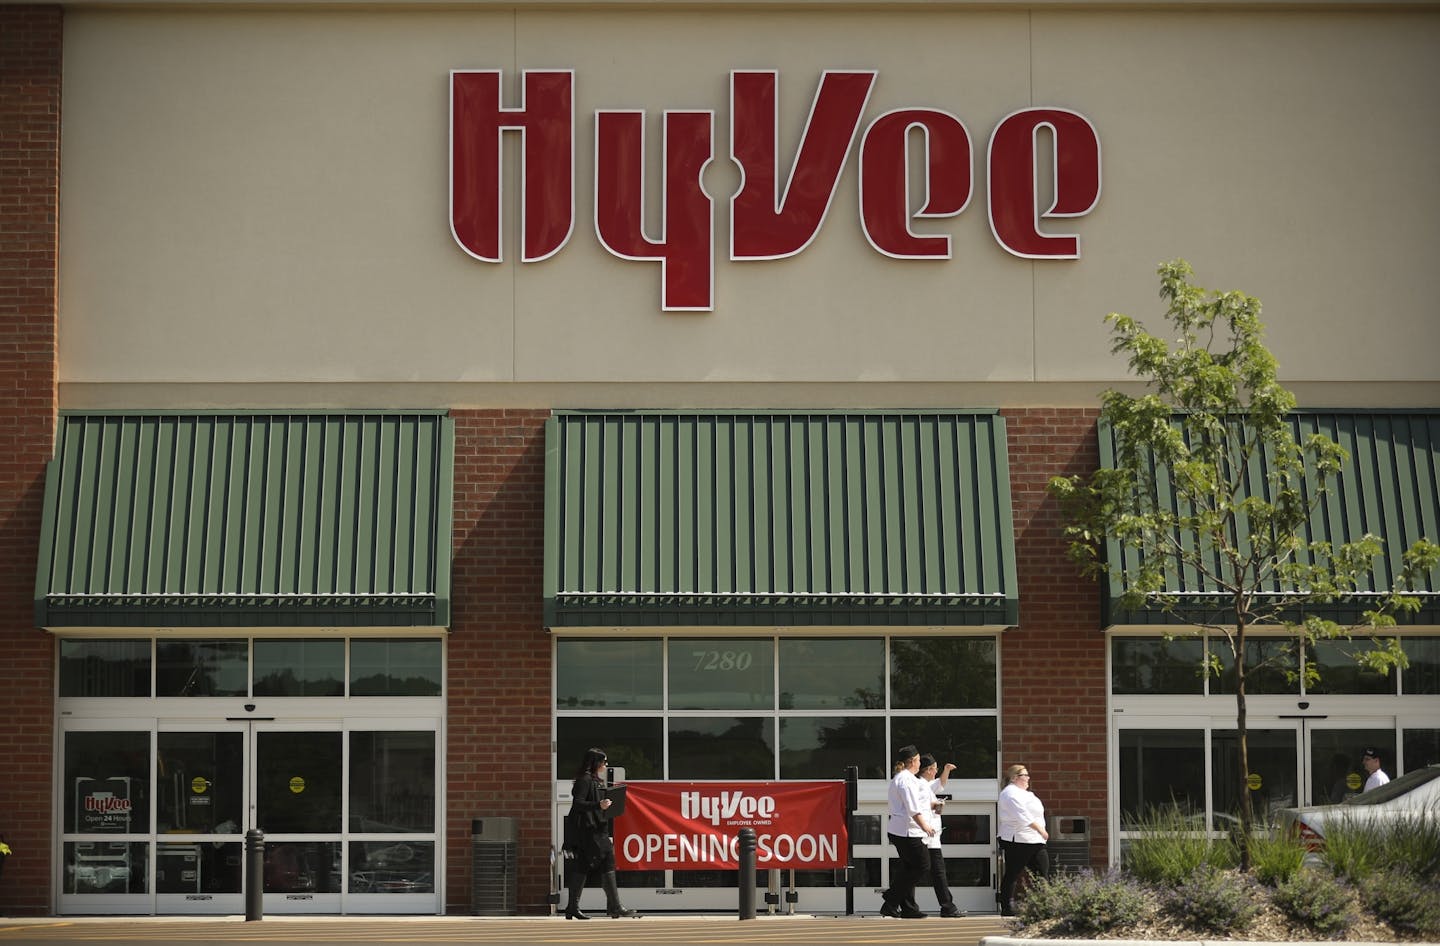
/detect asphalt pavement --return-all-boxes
[0,914,1012,946]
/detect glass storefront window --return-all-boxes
[349,731,435,832]
[350,639,441,697]
[669,717,775,779]
[254,639,344,697]
[263,841,342,893]
[158,841,241,894]
[1403,729,1440,770]
[1111,637,1204,695]
[1210,637,1298,695]
[59,640,151,697]
[156,639,248,697]
[890,716,996,779]
[64,730,151,833]
[64,841,149,894]
[257,731,342,834]
[890,637,996,709]
[778,716,885,779]
[1211,729,1297,828]
[156,731,243,834]
[1309,729,1393,804]
[1401,637,1440,695]
[1119,729,1205,818]
[1306,640,1395,695]
[779,638,883,710]
[668,638,774,710]
[348,841,434,894]
[556,716,663,780]
[556,639,661,708]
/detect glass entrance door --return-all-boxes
[155,725,247,914]
[255,724,344,914]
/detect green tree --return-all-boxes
[1048,260,1438,870]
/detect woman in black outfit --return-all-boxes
[563,747,640,919]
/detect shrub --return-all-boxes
[1123,805,1235,886]
[1163,864,1261,934]
[1358,869,1440,938]
[1374,807,1440,881]
[1272,868,1360,935]
[1016,868,1151,935]
[1320,813,1385,883]
[1247,827,1307,887]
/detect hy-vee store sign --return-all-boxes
[450,70,1102,310]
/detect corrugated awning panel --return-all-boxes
[1103,411,1440,626]
[35,412,454,628]
[544,411,1017,627]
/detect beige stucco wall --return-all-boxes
[57,6,1440,405]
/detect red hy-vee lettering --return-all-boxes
[84,794,132,814]
[450,70,1101,311]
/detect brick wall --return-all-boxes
[0,3,60,917]
[445,409,552,914]
[1001,407,1107,866]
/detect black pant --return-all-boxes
[998,839,1050,914]
[925,846,954,910]
[883,833,928,913]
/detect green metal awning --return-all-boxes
[544,411,1017,628]
[1102,411,1440,626]
[36,412,455,629]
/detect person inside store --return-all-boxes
[918,754,964,917]
[562,747,641,919]
[997,763,1050,917]
[1361,746,1391,792]
[880,744,934,919]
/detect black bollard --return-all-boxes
[245,829,265,921]
[737,828,757,920]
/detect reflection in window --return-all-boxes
[668,638,774,710]
[64,730,151,833]
[59,639,150,698]
[1211,637,1298,695]
[779,716,885,779]
[891,638,996,709]
[1403,728,1440,771]
[64,841,149,894]
[891,716,997,780]
[254,639,343,697]
[350,639,441,696]
[1119,729,1205,819]
[1111,637,1204,695]
[348,841,434,893]
[1308,729,1393,805]
[1401,637,1440,695]
[556,716,663,780]
[1212,729,1297,827]
[156,731,243,834]
[263,841,341,893]
[779,638,883,709]
[257,731,342,834]
[156,639,247,697]
[670,717,775,779]
[1306,640,1394,695]
[349,731,435,832]
[556,639,662,708]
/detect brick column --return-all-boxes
[445,409,552,914]
[0,3,61,917]
[1002,407,1107,865]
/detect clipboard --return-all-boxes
[601,783,627,819]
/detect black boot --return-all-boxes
[602,870,641,918]
[564,871,590,920]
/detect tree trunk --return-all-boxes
[1235,618,1253,873]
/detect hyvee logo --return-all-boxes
[450,70,1102,310]
[679,790,778,825]
[84,794,132,814]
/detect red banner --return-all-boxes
[613,781,847,871]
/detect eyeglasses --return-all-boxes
[1016,773,1031,778]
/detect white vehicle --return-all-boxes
[1277,764,1440,852]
